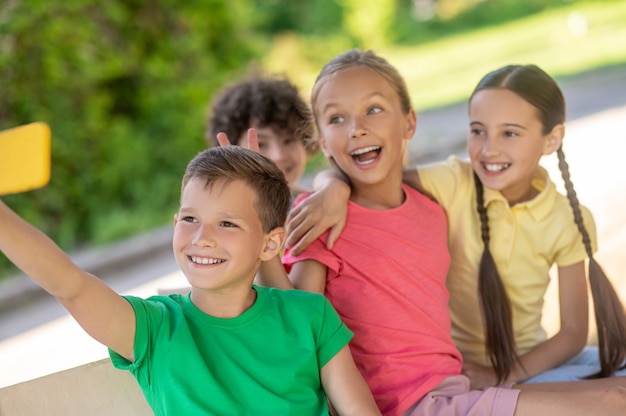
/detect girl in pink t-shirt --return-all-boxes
[288,63,626,390]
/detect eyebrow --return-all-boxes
[320,91,388,114]
[469,121,528,130]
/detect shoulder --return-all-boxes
[543,175,595,223]
[260,287,335,317]
[419,156,472,179]
[261,286,327,308]
[123,294,187,321]
[417,156,474,201]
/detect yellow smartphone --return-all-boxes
[0,122,51,195]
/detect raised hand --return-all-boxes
[216,128,260,153]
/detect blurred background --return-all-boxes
[1,0,625,280]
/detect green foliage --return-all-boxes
[0,0,259,276]
[340,0,396,48]
[250,0,344,36]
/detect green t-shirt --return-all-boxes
[109,285,352,415]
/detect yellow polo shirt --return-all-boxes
[419,156,596,365]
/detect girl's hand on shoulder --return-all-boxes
[286,178,350,255]
[462,360,499,389]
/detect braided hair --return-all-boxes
[471,65,626,383]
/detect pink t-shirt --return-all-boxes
[283,184,462,416]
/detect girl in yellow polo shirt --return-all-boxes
[288,64,626,389]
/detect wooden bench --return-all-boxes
[0,359,152,415]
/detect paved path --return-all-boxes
[1,64,625,388]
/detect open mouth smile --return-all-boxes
[351,146,381,165]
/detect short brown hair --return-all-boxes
[182,146,291,232]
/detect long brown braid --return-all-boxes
[473,172,520,383]
[472,64,626,383]
[556,147,626,377]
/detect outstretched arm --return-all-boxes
[0,200,136,360]
[321,345,381,415]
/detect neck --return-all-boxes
[350,177,405,209]
[190,286,257,318]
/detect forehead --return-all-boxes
[470,88,539,122]
[316,66,397,109]
[182,177,258,210]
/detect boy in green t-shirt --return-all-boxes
[0,146,379,415]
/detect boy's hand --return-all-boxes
[216,128,260,153]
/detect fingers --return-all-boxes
[290,228,320,256]
[216,132,231,146]
[285,206,304,243]
[286,218,312,253]
[326,219,347,250]
[216,129,259,153]
[246,128,260,153]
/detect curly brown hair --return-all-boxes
[206,74,318,156]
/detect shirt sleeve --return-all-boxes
[417,156,472,211]
[315,296,353,368]
[554,203,598,266]
[108,295,167,372]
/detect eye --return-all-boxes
[504,130,518,138]
[469,128,483,136]
[329,115,345,124]
[284,137,296,145]
[219,221,238,228]
[181,216,198,223]
[368,106,383,115]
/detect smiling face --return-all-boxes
[173,178,282,293]
[314,66,415,206]
[467,88,563,205]
[237,125,307,190]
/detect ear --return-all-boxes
[173,213,179,226]
[319,135,332,158]
[542,123,564,155]
[260,227,286,261]
[404,108,417,141]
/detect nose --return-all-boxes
[263,141,287,163]
[481,135,500,157]
[350,115,367,139]
[193,224,217,248]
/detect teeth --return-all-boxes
[191,256,225,265]
[484,163,510,172]
[351,146,380,156]
[356,158,375,165]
